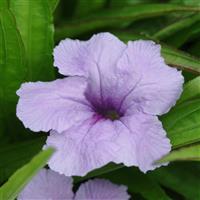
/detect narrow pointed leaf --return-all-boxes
[154,14,200,40]
[55,4,200,40]
[178,76,200,104]
[161,45,200,74]
[163,21,200,48]
[0,148,54,200]
[158,144,200,163]
[0,137,46,184]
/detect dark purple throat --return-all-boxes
[95,107,122,121]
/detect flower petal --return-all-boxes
[53,32,126,78]
[45,111,170,175]
[46,118,122,176]
[17,77,93,133]
[45,115,139,176]
[84,33,126,109]
[116,40,184,115]
[18,169,74,200]
[121,112,171,173]
[54,39,88,76]
[74,179,130,200]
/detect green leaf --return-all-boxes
[99,167,171,200]
[162,99,200,148]
[0,136,46,184]
[154,14,200,40]
[110,0,161,7]
[161,45,200,74]
[178,76,200,104]
[115,32,200,74]
[0,0,55,182]
[163,21,200,48]
[0,0,56,143]
[158,143,200,163]
[170,0,200,6]
[55,4,200,40]
[48,0,59,12]
[1,0,57,140]
[150,163,200,200]
[9,0,55,82]
[0,3,26,138]
[75,0,105,17]
[0,0,8,8]
[73,163,124,183]
[188,39,200,57]
[0,147,54,200]
[161,77,200,148]
[113,31,149,41]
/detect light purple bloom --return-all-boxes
[18,169,130,200]
[18,169,74,200]
[17,33,183,176]
[74,179,130,200]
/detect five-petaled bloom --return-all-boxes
[17,33,184,176]
[18,168,130,200]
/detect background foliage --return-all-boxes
[0,0,200,199]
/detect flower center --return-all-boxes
[104,110,120,121]
[103,110,120,121]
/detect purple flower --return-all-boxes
[18,169,74,200]
[18,169,130,200]
[17,33,183,176]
